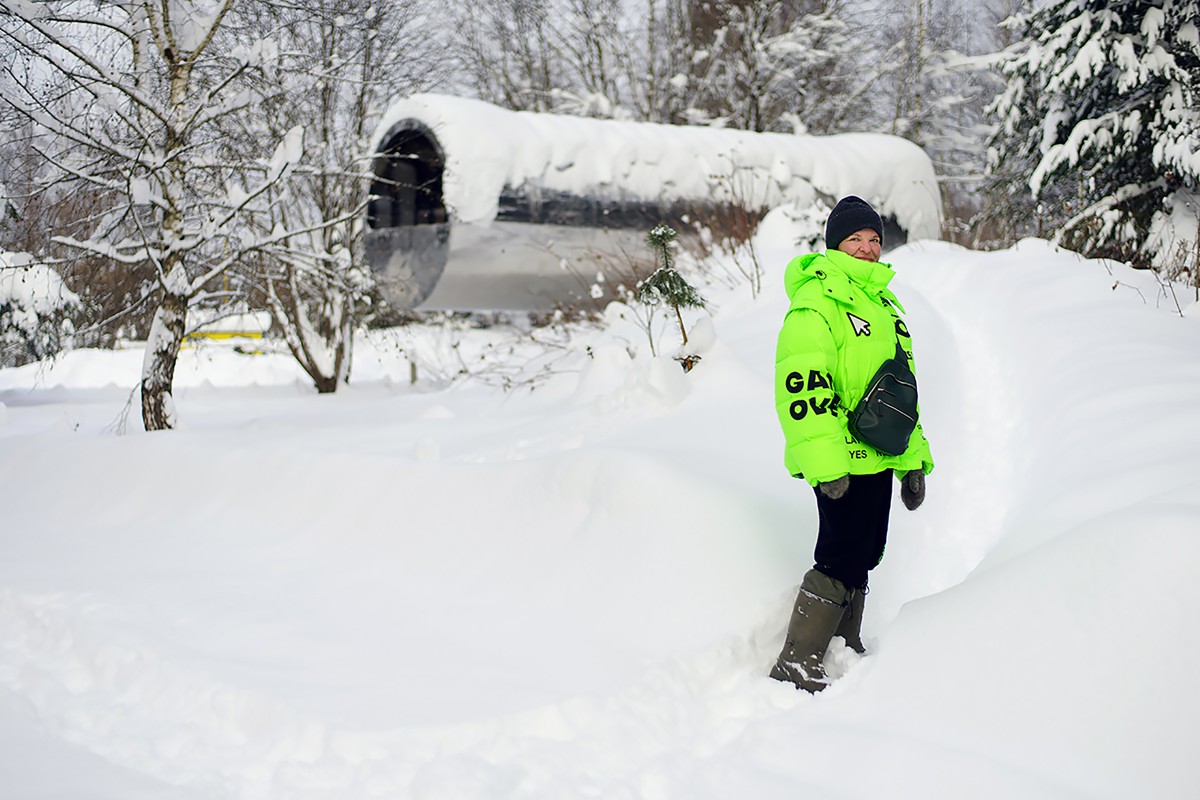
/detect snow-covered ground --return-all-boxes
[2,231,1199,799]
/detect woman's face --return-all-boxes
[837,229,882,262]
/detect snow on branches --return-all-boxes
[0,251,81,368]
[986,0,1200,267]
[0,0,322,428]
[636,224,705,367]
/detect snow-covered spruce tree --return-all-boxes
[229,1,447,394]
[984,0,1200,264]
[0,0,307,430]
[636,224,704,365]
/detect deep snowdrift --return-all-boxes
[1,236,1198,799]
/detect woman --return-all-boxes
[770,195,934,692]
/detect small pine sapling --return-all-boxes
[637,224,705,369]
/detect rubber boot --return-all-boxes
[834,587,867,654]
[769,569,851,692]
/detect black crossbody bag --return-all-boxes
[847,341,919,456]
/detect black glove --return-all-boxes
[900,469,925,510]
[818,475,850,500]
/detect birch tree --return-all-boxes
[0,0,304,430]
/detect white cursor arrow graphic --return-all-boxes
[847,313,871,337]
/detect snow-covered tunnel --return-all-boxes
[366,95,943,311]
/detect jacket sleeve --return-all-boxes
[775,308,852,484]
[909,422,935,475]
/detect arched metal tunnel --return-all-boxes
[365,95,942,311]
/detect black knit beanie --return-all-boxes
[824,195,884,250]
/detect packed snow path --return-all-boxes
[1,239,1199,799]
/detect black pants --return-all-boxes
[811,470,893,590]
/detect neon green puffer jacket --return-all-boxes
[775,249,934,485]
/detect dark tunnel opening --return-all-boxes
[367,124,447,229]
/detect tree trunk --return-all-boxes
[268,273,351,394]
[310,299,352,394]
[675,303,688,346]
[312,373,338,394]
[141,286,188,431]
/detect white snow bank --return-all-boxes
[1,236,1199,798]
[1147,190,1200,272]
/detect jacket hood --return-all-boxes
[784,250,902,310]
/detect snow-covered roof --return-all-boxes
[370,94,943,240]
